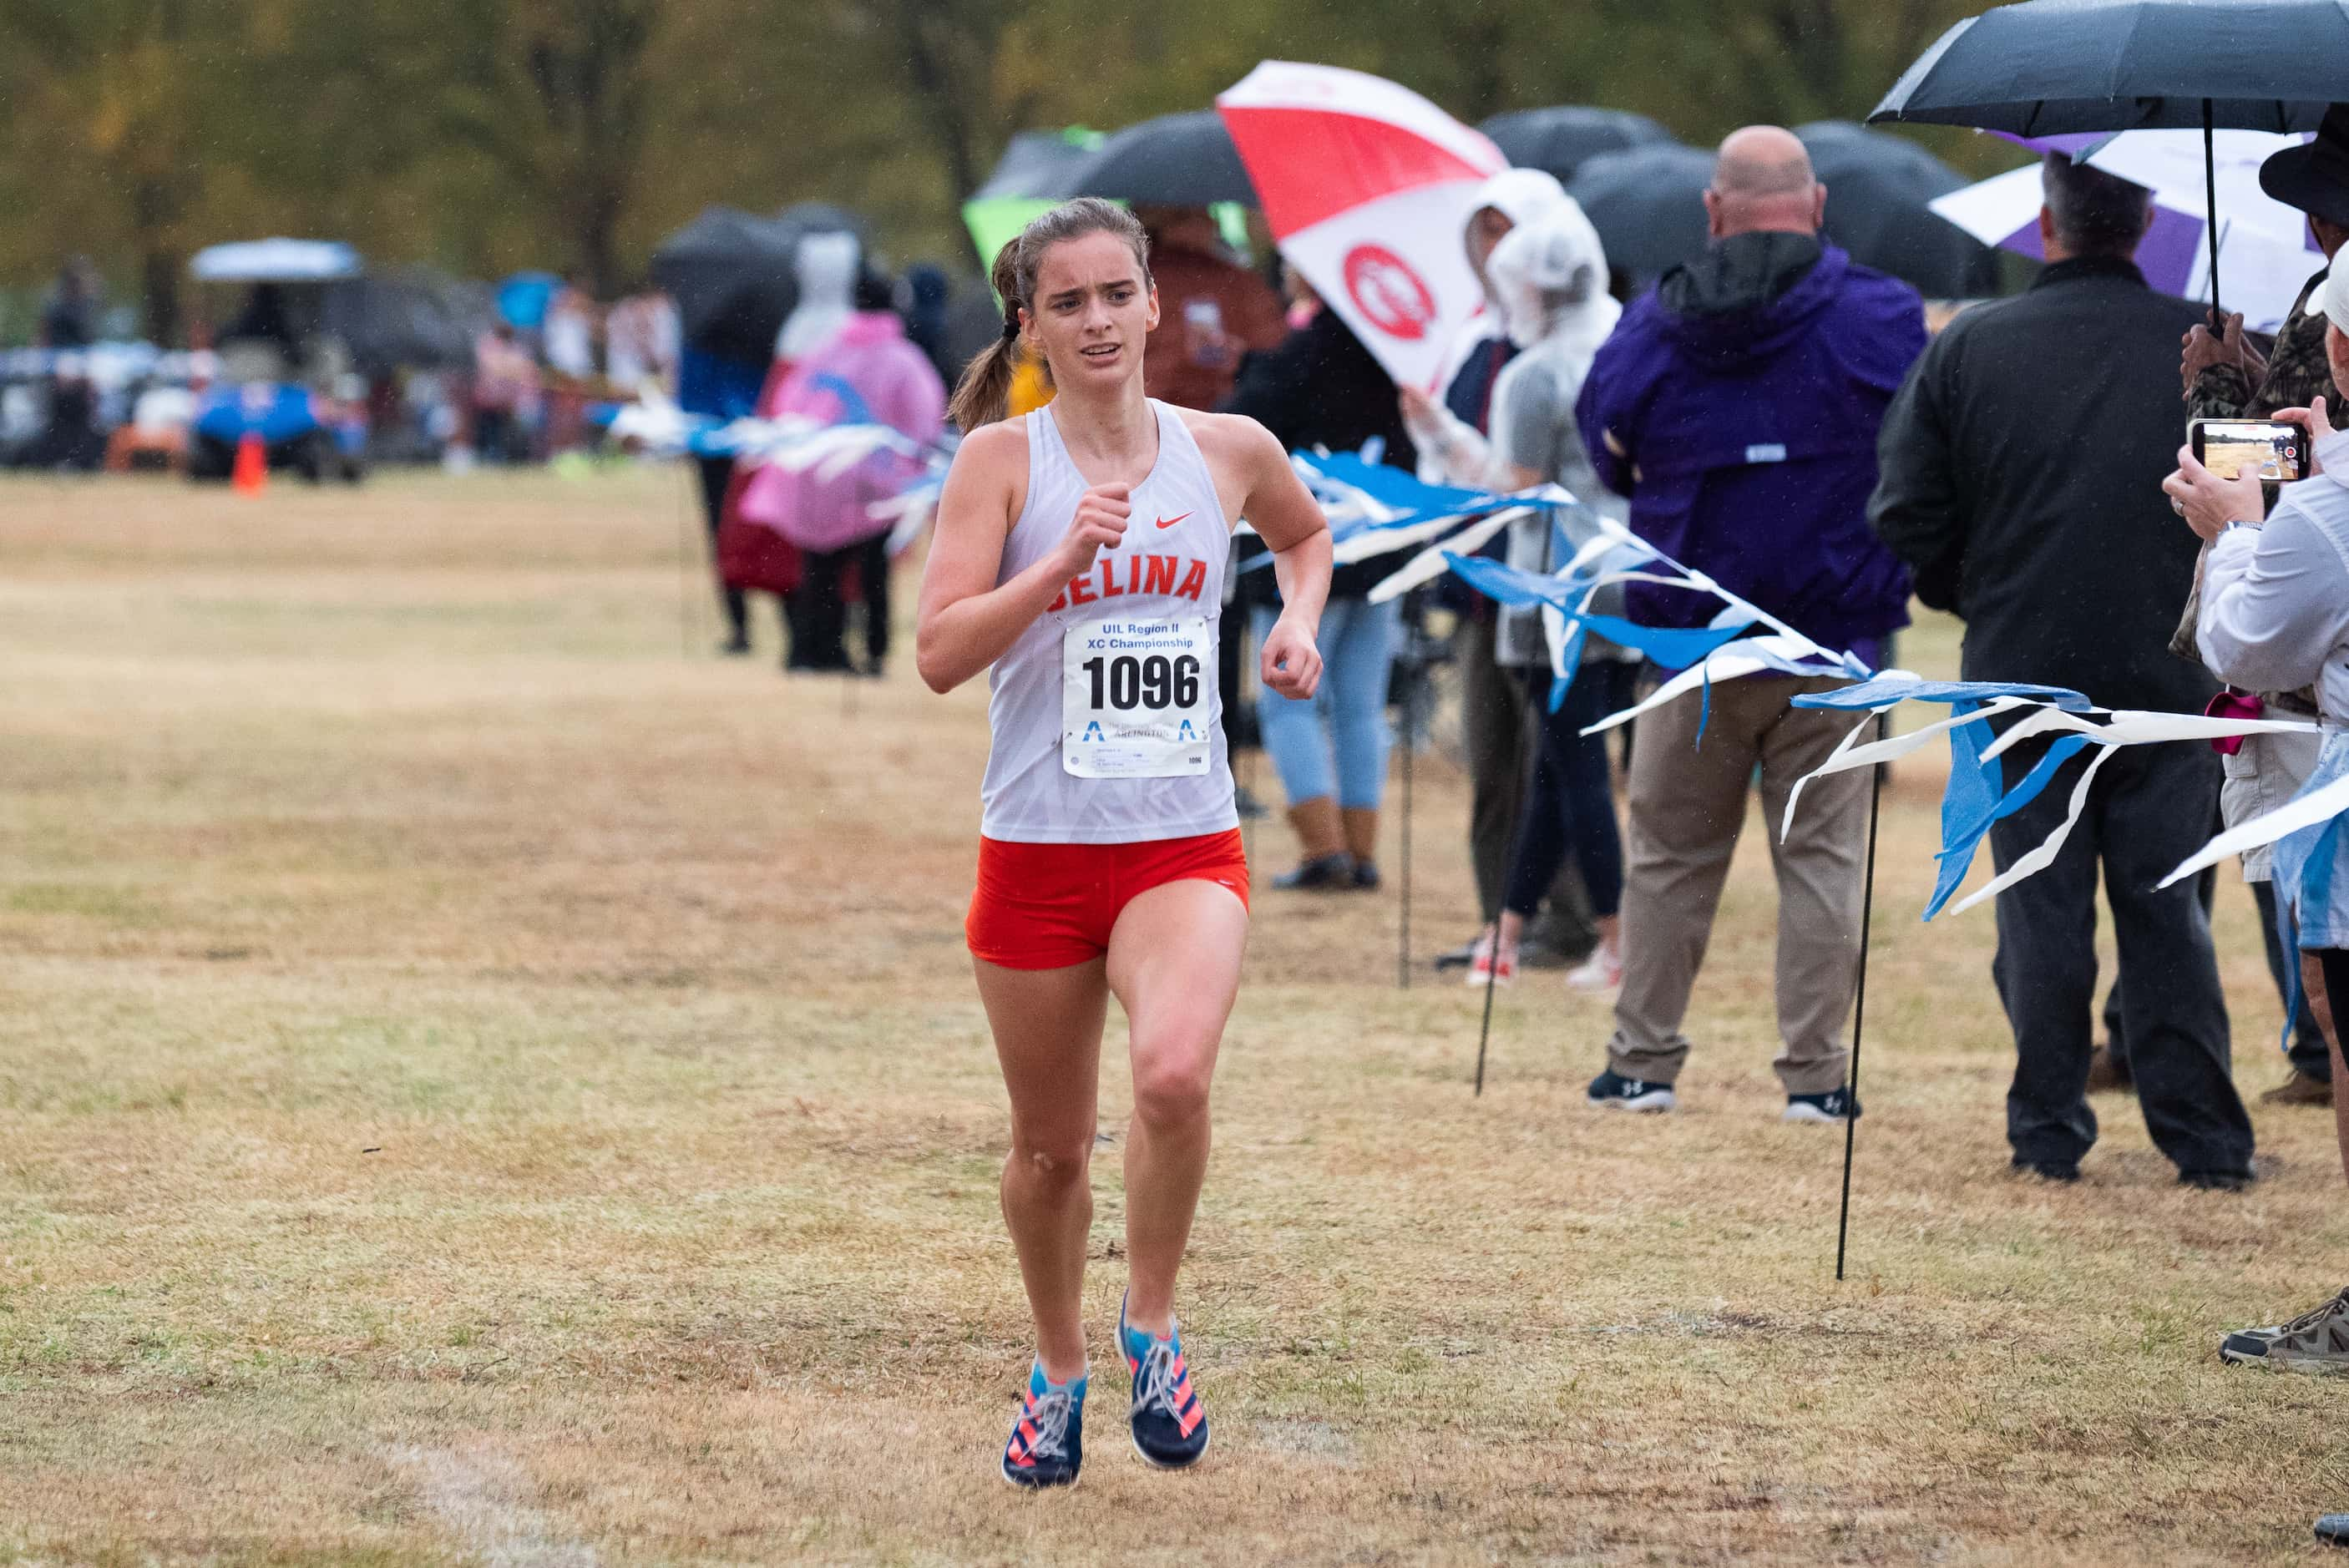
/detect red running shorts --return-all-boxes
[965,830,1251,970]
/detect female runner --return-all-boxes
[917,198,1332,1489]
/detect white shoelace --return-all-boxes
[1022,1388,1074,1459]
[1130,1338,1182,1418]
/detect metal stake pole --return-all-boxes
[1834,711,1890,1282]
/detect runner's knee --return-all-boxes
[1129,1045,1212,1127]
[1009,1127,1094,1186]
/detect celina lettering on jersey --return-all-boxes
[1046,553,1212,613]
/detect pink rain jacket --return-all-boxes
[737,311,946,554]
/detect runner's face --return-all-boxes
[1025,232,1158,392]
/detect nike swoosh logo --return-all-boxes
[1154,513,1191,530]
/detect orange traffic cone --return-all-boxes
[231,431,268,494]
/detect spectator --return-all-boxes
[716,231,861,666]
[605,285,680,395]
[1577,126,1923,1121]
[2174,243,2349,1387]
[1402,167,1592,974]
[2158,104,2349,1110]
[1409,203,1633,989]
[1136,205,1286,812]
[37,258,99,350]
[541,275,599,453]
[1221,280,1416,889]
[471,321,539,464]
[677,334,772,654]
[1136,205,1284,412]
[1871,153,2253,1187]
[738,267,945,677]
[901,263,961,389]
[29,353,103,472]
[220,283,300,360]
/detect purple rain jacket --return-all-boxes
[1574,235,1925,654]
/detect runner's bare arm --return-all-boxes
[916,424,1126,694]
[1230,417,1329,701]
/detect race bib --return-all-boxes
[1061,616,1214,778]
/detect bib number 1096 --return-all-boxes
[1060,615,1214,779]
[1080,653,1201,712]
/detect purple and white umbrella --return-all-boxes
[1930,135,2323,332]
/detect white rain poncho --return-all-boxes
[1408,167,1573,488]
[1410,200,1628,666]
[775,231,860,363]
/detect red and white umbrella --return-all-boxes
[1218,62,1507,391]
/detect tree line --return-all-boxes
[0,0,1995,343]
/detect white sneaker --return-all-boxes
[1564,943,1623,993]
[1466,949,1517,988]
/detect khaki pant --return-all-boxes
[1605,675,1868,1095]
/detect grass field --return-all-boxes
[4,466,2346,1565]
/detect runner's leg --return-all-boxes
[973,957,1109,1381]
[1106,879,1248,1333]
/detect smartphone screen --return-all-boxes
[2192,419,2303,483]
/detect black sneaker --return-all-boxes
[1783,1087,1860,1124]
[2012,1157,2081,1183]
[2179,1167,2255,1192]
[1000,1363,1085,1490]
[1351,859,1381,890]
[1119,1294,1208,1469]
[1587,1068,1675,1113]
[1273,852,1357,891]
[1434,933,1481,971]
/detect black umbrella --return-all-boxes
[651,203,867,362]
[1567,143,1718,282]
[1572,133,2009,296]
[1479,106,1672,187]
[1797,121,2004,298]
[321,268,496,375]
[973,129,1101,202]
[1871,0,2345,316]
[1048,111,1258,207]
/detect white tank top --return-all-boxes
[980,400,1239,844]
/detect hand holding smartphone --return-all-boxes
[2190,418,2303,483]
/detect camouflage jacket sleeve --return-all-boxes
[2170,293,2332,704]
[2185,363,2255,423]
[2255,297,2339,415]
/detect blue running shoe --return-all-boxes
[1587,1068,1675,1112]
[1000,1361,1085,1490]
[1119,1294,1208,1469]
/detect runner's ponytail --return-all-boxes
[949,197,1151,431]
[949,243,1030,431]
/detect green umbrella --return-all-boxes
[964,129,1104,269]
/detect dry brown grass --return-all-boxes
[3,467,2346,1565]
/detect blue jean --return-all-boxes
[1253,597,1400,810]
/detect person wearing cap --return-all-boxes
[2161,104,2349,1110]
[2169,243,2349,1395]
[1876,154,2252,1188]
